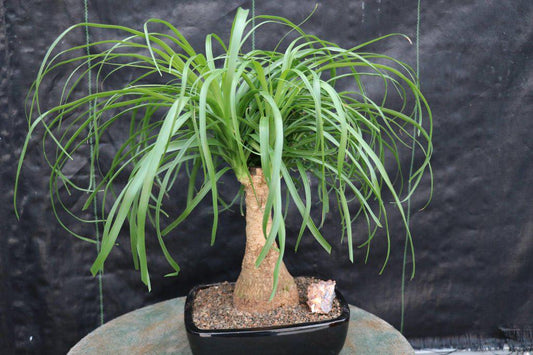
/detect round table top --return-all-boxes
[69,297,414,355]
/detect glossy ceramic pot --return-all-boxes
[184,282,350,355]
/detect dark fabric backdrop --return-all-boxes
[1,0,532,353]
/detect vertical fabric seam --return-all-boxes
[83,0,104,326]
[401,0,422,333]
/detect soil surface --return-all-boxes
[192,277,342,330]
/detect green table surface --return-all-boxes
[69,297,414,354]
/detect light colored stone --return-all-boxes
[307,279,336,313]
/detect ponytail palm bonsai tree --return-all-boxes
[15,8,432,313]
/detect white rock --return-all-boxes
[307,280,336,314]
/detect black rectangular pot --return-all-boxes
[184,282,350,355]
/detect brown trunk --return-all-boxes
[233,168,299,312]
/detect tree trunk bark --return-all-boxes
[233,168,299,312]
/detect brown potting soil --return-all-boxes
[192,276,342,330]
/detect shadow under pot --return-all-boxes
[184,283,350,355]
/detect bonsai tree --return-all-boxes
[15,8,432,312]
